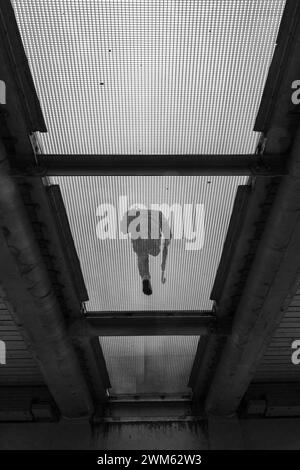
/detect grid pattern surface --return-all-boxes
[12,0,285,155]
[100,336,199,395]
[51,175,247,311]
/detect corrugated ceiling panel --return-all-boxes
[51,175,247,311]
[254,284,300,383]
[100,336,199,395]
[0,290,44,386]
[12,0,285,155]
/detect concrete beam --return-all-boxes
[194,0,300,416]
[12,153,287,177]
[68,311,218,337]
[0,141,93,418]
[0,1,46,155]
[190,179,274,405]
[15,178,110,406]
[205,126,300,416]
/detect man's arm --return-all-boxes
[120,211,129,235]
[159,212,171,284]
[160,211,172,246]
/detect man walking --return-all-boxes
[121,209,172,295]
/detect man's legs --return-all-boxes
[137,254,152,296]
[133,239,161,296]
[137,254,150,281]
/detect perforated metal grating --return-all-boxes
[100,336,199,395]
[12,0,285,155]
[51,175,247,311]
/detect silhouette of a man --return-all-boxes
[121,209,172,295]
